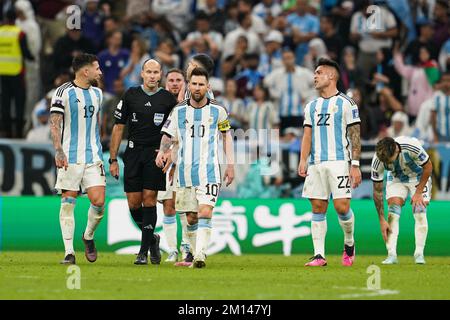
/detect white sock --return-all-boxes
[338,209,355,247]
[311,213,327,257]
[414,212,428,257]
[187,222,198,254]
[84,204,104,240]
[178,212,189,247]
[60,197,76,255]
[163,215,177,253]
[386,212,400,257]
[195,218,211,260]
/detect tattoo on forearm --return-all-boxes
[373,182,385,219]
[50,113,63,149]
[159,135,172,152]
[348,124,361,161]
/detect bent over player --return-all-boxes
[372,136,432,264]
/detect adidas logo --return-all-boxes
[143,224,154,230]
[145,101,152,107]
[76,99,81,103]
[346,189,351,194]
[183,119,189,124]
[210,198,216,202]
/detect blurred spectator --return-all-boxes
[350,0,398,81]
[431,72,450,143]
[181,11,223,61]
[222,35,248,79]
[339,46,363,92]
[286,0,320,65]
[347,87,379,140]
[81,0,104,51]
[386,111,412,138]
[413,95,435,143]
[120,37,150,89]
[238,0,268,37]
[216,78,247,129]
[258,29,284,77]
[234,53,264,98]
[223,11,263,59]
[155,38,180,76]
[368,47,401,101]
[35,0,68,55]
[319,14,343,63]
[53,28,95,74]
[245,84,279,130]
[439,38,450,72]
[384,0,415,43]
[303,37,330,72]
[151,0,194,35]
[224,1,240,35]
[201,0,226,34]
[126,0,151,19]
[14,0,42,127]
[372,87,404,137]
[98,30,130,94]
[431,0,449,52]
[0,9,34,138]
[394,45,439,121]
[404,18,438,65]
[102,79,125,144]
[252,0,283,27]
[264,48,315,135]
[102,16,132,50]
[25,109,51,142]
[328,0,354,48]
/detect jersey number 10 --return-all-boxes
[190,124,205,138]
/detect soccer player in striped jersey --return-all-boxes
[372,136,433,265]
[298,58,362,267]
[431,72,450,143]
[179,53,215,101]
[49,53,105,265]
[156,67,235,268]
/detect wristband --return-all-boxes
[109,158,118,164]
[351,160,360,167]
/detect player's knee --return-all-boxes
[163,202,176,216]
[388,204,402,216]
[187,212,198,225]
[143,194,157,207]
[334,203,350,215]
[90,199,105,208]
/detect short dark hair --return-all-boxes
[195,10,209,21]
[376,137,398,163]
[190,67,209,81]
[316,57,341,78]
[166,68,184,78]
[72,53,98,73]
[192,53,215,76]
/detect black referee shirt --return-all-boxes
[114,86,177,148]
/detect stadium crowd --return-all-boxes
[0,0,449,197]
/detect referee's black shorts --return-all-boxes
[123,144,166,193]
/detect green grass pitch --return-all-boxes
[1,252,450,299]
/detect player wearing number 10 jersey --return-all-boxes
[298,58,362,267]
[49,53,106,265]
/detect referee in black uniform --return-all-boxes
[109,59,177,265]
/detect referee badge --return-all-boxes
[154,113,165,126]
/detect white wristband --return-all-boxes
[351,160,360,167]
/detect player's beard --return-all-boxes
[89,76,101,87]
[192,92,205,102]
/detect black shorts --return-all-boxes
[123,145,166,193]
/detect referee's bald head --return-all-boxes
[142,59,162,71]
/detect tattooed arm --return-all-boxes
[373,180,390,242]
[348,124,362,188]
[156,134,174,168]
[50,113,68,170]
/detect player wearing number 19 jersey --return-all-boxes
[50,53,106,265]
[298,58,362,267]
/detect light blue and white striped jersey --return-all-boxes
[50,81,103,164]
[162,99,230,187]
[245,100,279,130]
[430,91,450,140]
[303,92,360,164]
[371,136,430,183]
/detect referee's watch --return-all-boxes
[351,160,360,167]
[109,158,118,164]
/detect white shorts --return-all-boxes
[55,162,106,193]
[157,171,175,202]
[386,178,432,203]
[175,183,221,212]
[302,161,351,200]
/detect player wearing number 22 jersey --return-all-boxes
[299,58,362,268]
